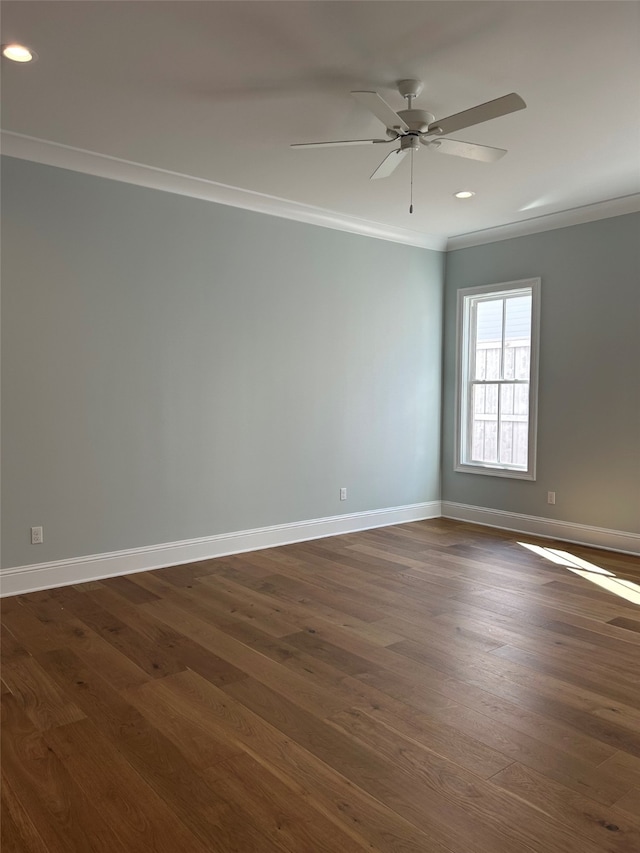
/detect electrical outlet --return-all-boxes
[547,491,556,505]
[340,487,347,501]
[31,526,43,544]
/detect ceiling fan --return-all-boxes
[292,80,526,186]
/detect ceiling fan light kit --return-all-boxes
[292,79,526,209]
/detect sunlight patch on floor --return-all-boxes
[518,542,639,606]
[518,542,613,574]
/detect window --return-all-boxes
[455,278,540,479]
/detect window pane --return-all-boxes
[505,295,531,339]
[513,421,529,468]
[476,299,504,343]
[501,383,514,415]
[505,295,531,380]
[471,384,498,463]
[485,383,498,414]
[499,416,515,464]
[475,300,503,380]
[484,346,501,381]
[514,343,530,380]
[514,383,529,415]
[503,345,515,380]
[499,385,528,468]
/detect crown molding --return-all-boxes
[447,194,640,250]
[0,131,446,252]
[4,130,635,254]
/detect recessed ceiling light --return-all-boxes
[2,43,37,63]
[454,191,475,199]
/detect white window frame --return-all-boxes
[454,277,541,480]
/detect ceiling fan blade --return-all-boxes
[351,91,410,133]
[291,138,390,149]
[370,148,408,180]
[428,93,526,136]
[423,137,507,162]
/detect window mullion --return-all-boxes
[467,299,478,464]
[500,298,506,380]
[495,299,505,464]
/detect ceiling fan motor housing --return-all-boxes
[400,134,421,152]
[397,109,435,133]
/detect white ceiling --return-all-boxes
[2,1,640,245]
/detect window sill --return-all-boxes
[454,462,536,481]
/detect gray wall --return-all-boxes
[442,213,640,533]
[1,157,444,568]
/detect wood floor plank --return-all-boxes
[433,607,640,675]
[608,616,640,634]
[382,627,640,759]
[1,694,126,853]
[490,761,640,852]
[215,565,408,645]
[1,772,50,853]
[1,623,30,664]
[177,575,304,638]
[597,751,640,792]
[85,582,249,688]
[358,671,636,807]
[213,568,407,646]
[1,656,86,731]
[226,675,606,853]
[457,582,639,625]
[282,629,383,676]
[205,753,373,853]
[435,592,640,648]
[614,787,640,818]
[1,599,70,655]
[126,668,459,853]
[16,605,151,692]
[34,648,284,851]
[43,719,213,853]
[251,570,390,624]
[2,518,638,852]
[330,700,514,779]
[46,587,187,679]
[141,595,349,717]
[488,643,640,707]
[223,676,523,853]
[325,702,617,853]
[99,574,162,605]
[121,677,247,771]
[421,673,617,767]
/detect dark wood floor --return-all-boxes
[2,519,640,853]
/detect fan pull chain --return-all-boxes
[409,148,414,214]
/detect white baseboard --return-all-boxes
[4,500,635,597]
[442,501,640,555]
[0,501,441,597]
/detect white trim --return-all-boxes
[447,194,640,250]
[0,501,442,597]
[454,278,540,481]
[442,501,640,555]
[0,131,446,252]
[3,132,637,254]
